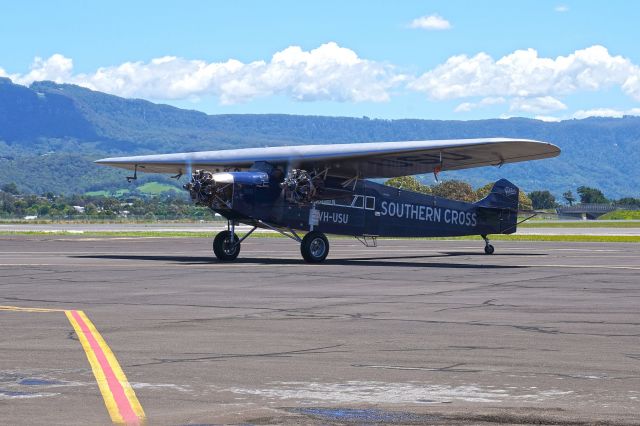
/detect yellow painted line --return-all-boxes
[0,305,65,313]
[1,305,145,425]
[66,310,145,425]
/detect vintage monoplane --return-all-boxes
[96,138,560,262]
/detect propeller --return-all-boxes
[185,159,193,181]
[181,160,194,195]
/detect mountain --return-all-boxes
[1,77,639,197]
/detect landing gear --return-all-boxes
[212,221,258,261]
[481,234,495,255]
[300,231,330,263]
[213,230,241,261]
[211,219,329,263]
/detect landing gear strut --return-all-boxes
[481,234,495,255]
[213,221,257,261]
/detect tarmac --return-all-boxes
[1,234,639,425]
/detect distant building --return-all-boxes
[23,215,38,220]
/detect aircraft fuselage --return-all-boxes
[217,179,516,238]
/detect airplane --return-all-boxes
[96,138,560,262]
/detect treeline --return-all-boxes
[1,179,637,221]
[0,183,214,220]
[536,186,640,209]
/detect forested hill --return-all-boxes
[1,77,639,197]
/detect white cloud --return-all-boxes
[408,14,451,30]
[5,43,640,118]
[510,96,567,113]
[534,115,562,122]
[8,43,403,104]
[533,107,640,121]
[572,108,640,119]
[555,5,569,12]
[454,96,505,112]
[8,54,73,84]
[454,102,474,113]
[408,45,640,103]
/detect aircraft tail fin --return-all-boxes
[475,179,519,211]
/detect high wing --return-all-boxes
[95,138,560,179]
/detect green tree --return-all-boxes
[39,205,52,216]
[385,176,431,194]
[432,180,476,203]
[614,197,640,207]
[1,182,19,194]
[528,190,557,209]
[577,186,608,204]
[563,190,576,206]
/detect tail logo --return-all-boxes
[504,186,517,197]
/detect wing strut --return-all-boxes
[433,151,443,181]
[126,164,138,182]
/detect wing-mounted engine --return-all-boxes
[281,169,325,203]
[183,170,234,210]
[281,168,357,204]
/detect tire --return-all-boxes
[484,244,495,255]
[300,231,329,263]
[213,231,241,261]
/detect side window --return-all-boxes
[351,195,364,209]
[365,196,375,210]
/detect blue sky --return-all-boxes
[2,0,639,120]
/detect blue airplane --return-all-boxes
[96,138,560,262]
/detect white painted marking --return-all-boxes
[225,381,573,404]
[528,264,640,271]
[130,382,191,392]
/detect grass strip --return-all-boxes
[519,221,640,228]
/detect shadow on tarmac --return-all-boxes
[72,253,530,269]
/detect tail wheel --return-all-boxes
[301,231,329,263]
[213,230,240,261]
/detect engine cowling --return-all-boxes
[184,170,269,209]
[281,169,324,203]
[281,168,358,204]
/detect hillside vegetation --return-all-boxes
[1,77,639,197]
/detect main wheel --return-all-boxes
[484,244,495,255]
[213,230,241,261]
[300,231,329,263]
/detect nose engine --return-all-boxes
[183,170,234,209]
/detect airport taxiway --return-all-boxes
[1,235,639,425]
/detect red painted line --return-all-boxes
[71,310,140,425]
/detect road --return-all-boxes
[1,235,639,425]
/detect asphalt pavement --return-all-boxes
[1,235,639,425]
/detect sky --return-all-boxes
[1,0,640,121]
